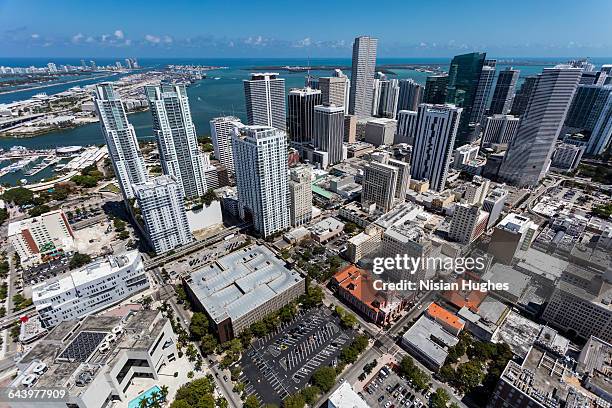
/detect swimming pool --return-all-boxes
[128,385,162,408]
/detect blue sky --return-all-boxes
[1,0,611,58]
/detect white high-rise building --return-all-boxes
[210,116,244,175]
[314,104,345,166]
[396,110,418,145]
[32,251,148,328]
[94,83,148,200]
[470,60,497,125]
[232,126,290,237]
[289,165,313,227]
[133,176,193,254]
[585,90,612,156]
[449,203,489,244]
[319,70,350,114]
[498,66,582,187]
[243,73,286,131]
[411,104,463,192]
[375,77,400,119]
[145,83,208,198]
[482,186,508,229]
[398,79,423,112]
[349,36,378,118]
[480,114,520,147]
[371,152,411,204]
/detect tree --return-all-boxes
[70,252,91,269]
[244,395,260,408]
[200,334,218,355]
[399,356,430,391]
[198,394,216,408]
[2,187,34,206]
[216,397,228,408]
[283,393,305,408]
[118,230,130,240]
[311,366,336,392]
[455,360,485,392]
[430,388,451,408]
[28,205,50,217]
[300,386,320,405]
[189,312,209,340]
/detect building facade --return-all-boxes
[314,104,345,165]
[287,87,322,147]
[243,73,286,131]
[210,116,243,176]
[288,165,313,227]
[349,36,378,118]
[489,67,520,115]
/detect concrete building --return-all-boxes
[482,186,508,229]
[489,67,520,115]
[361,160,398,212]
[398,79,423,112]
[133,175,193,255]
[462,175,490,205]
[314,104,344,165]
[10,310,176,408]
[328,381,371,408]
[145,83,208,198]
[364,118,397,146]
[426,302,465,336]
[184,245,305,342]
[32,251,148,328]
[401,314,459,371]
[449,203,489,244]
[243,73,286,131]
[551,142,584,171]
[94,83,147,200]
[565,84,612,133]
[232,126,290,238]
[382,222,431,285]
[411,104,462,192]
[374,76,400,119]
[349,36,378,118]
[371,152,411,203]
[585,89,612,156]
[578,336,612,402]
[287,87,322,147]
[319,70,350,114]
[498,66,582,187]
[453,144,480,169]
[8,210,74,266]
[309,217,344,243]
[288,165,313,227]
[347,225,383,263]
[395,110,417,145]
[210,116,244,175]
[480,114,519,148]
[488,213,539,264]
[344,114,357,143]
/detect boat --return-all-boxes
[214,77,221,80]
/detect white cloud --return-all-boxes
[30,33,39,39]
[101,34,109,42]
[114,29,124,40]
[145,34,161,44]
[71,33,84,43]
[163,35,173,44]
[245,35,265,46]
[86,36,94,43]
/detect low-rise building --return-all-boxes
[309,217,345,243]
[364,118,397,146]
[488,213,538,264]
[578,336,612,402]
[347,225,382,263]
[184,245,305,342]
[328,381,371,408]
[32,251,148,328]
[457,296,510,341]
[426,302,465,336]
[401,314,459,371]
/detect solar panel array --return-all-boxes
[58,331,108,362]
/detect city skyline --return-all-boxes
[2,0,612,58]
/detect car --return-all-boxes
[384,402,391,408]
[378,396,385,403]
[223,375,228,381]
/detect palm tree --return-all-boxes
[138,396,149,408]
[150,391,161,408]
[159,385,169,403]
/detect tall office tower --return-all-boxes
[133,175,193,254]
[370,152,411,204]
[287,87,322,147]
[395,110,418,145]
[344,114,357,143]
[319,70,350,114]
[349,36,378,118]
[585,90,612,155]
[565,85,612,132]
[243,73,286,131]
[445,52,486,143]
[232,126,290,238]
[94,83,147,200]
[397,79,423,112]
[376,78,400,119]
[411,104,463,192]
[210,116,244,175]
[361,160,398,212]
[145,83,208,199]
[488,213,538,264]
[568,58,595,72]
[470,59,497,126]
[423,75,449,104]
[489,67,520,115]
[510,76,537,116]
[482,186,508,229]
[314,104,344,165]
[480,114,520,147]
[448,203,489,244]
[90,60,97,70]
[498,66,582,187]
[288,165,313,227]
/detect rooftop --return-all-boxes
[333,265,399,315]
[402,315,459,368]
[328,381,371,408]
[427,303,465,332]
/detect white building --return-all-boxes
[482,186,508,229]
[364,118,397,146]
[94,83,148,200]
[8,210,74,266]
[498,66,582,187]
[488,213,539,264]
[133,176,193,254]
[243,73,286,131]
[145,83,208,198]
[328,381,371,408]
[395,110,417,145]
[309,217,344,243]
[232,126,290,238]
[480,114,519,147]
[314,104,345,166]
[449,203,489,244]
[349,36,378,118]
[32,251,148,328]
[453,144,480,169]
[551,142,584,171]
[411,104,462,192]
[210,116,244,175]
[585,90,612,156]
[289,165,313,227]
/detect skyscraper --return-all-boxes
[423,75,448,104]
[480,114,520,147]
[349,36,378,118]
[565,85,612,132]
[398,79,423,112]
[319,70,350,114]
[375,77,400,119]
[243,73,286,131]
[396,110,418,145]
[449,203,489,244]
[210,116,244,175]
[470,59,496,126]
[489,67,520,115]
[445,52,486,143]
[510,76,537,116]
[314,104,345,166]
[287,87,322,147]
[288,165,313,227]
[145,83,208,198]
[498,66,582,187]
[585,90,612,156]
[94,83,148,200]
[411,104,463,192]
[361,161,398,212]
[133,175,193,254]
[232,126,290,238]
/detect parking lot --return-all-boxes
[165,235,247,277]
[239,307,355,406]
[362,365,431,408]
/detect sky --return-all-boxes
[1,0,612,59]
